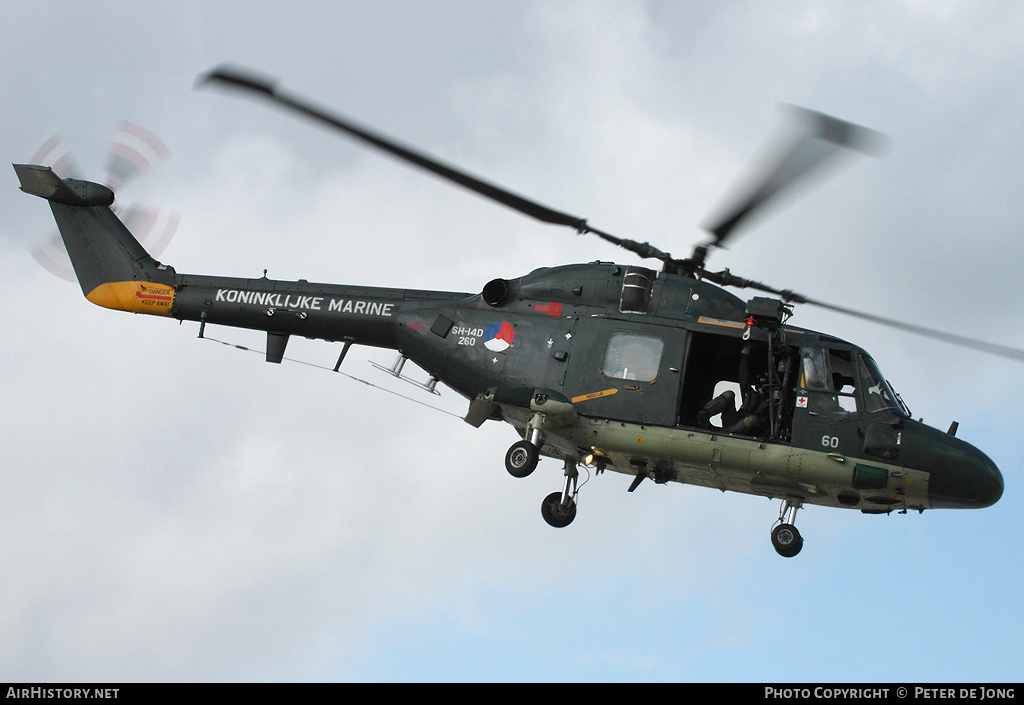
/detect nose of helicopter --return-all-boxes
[924,435,1004,509]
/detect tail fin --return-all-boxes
[14,164,177,316]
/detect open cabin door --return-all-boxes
[676,325,799,441]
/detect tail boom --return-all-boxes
[15,165,471,353]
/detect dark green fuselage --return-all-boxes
[13,163,1003,518]
[169,260,1003,515]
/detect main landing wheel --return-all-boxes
[771,523,803,558]
[505,440,539,478]
[541,491,576,528]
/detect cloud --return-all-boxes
[2,0,1022,682]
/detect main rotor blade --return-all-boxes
[199,66,682,265]
[801,296,1024,363]
[703,106,886,248]
[200,66,604,233]
[705,269,1024,362]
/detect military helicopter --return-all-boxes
[14,66,1006,557]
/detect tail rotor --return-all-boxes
[26,122,180,281]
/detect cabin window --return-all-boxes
[800,347,829,390]
[800,347,858,416]
[602,332,664,382]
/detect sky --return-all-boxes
[1,0,1022,683]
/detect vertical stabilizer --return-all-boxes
[15,164,177,316]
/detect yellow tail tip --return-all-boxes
[86,282,175,316]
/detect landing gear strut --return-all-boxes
[503,426,579,528]
[541,459,579,528]
[771,498,804,557]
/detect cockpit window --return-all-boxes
[858,356,902,414]
[602,332,664,382]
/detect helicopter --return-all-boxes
[14,65,1005,557]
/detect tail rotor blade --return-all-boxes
[25,125,178,281]
[104,121,171,192]
[121,205,181,259]
[30,134,81,179]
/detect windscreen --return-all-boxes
[858,355,904,415]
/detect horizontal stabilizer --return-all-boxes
[13,164,115,206]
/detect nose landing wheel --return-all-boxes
[771,523,803,557]
[771,499,804,557]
